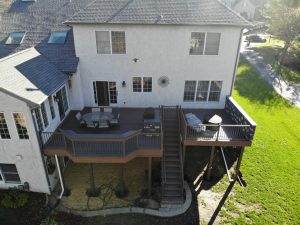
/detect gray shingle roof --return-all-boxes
[66,0,249,26]
[0,0,93,73]
[0,48,68,105]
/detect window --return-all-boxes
[196,81,210,102]
[209,81,223,102]
[13,113,29,139]
[0,164,21,184]
[190,32,205,55]
[48,96,56,119]
[133,77,152,92]
[205,33,221,55]
[190,32,221,55]
[109,82,117,104]
[183,80,223,102]
[96,31,126,54]
[61,86,69,112]
[0,113,10,139]
[183,81,197,101]
[143,77,152,92]
[41,103,49,128]
[33,108,43,131]
[111,31,126,54]
[132,77,142,92]
[6,32,25,45]
[48,31,68,44]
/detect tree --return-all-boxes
[264,0,300,63]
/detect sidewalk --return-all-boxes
[241,47,300,109]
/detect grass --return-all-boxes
[217,56,300,224]
[250,37,300,84]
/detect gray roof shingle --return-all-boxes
[0,48,68,105]
[66,0,249,26]
[0,0,93,73]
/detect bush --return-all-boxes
[40,217,61,225]
[1,189,28,208]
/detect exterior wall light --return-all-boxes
[122,81,126,87]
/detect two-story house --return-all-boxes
[0,0,256,206]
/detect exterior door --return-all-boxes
[97,81,109,106]
[56,90,65,120]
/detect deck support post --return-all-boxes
[235,147,245,178]
[87,163,99,197]
[119,164,127,197]
[55,154,65,199]
[206,146,215,180]
[148,157,152,198]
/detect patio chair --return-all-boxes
[75,112,86,126]
[86,121,98,128]
[103,107,112,113]
[98,120,109,128]
[92,107,101,113]
[109,113,120,126]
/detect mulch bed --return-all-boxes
[0,190,48,225]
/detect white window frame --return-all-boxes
[0,112,11,140]
[132,77,153,93]
[12,112,29,140]
[92,80,118,106]
[95,31,126,55]
[0,164,21,184]
[189,32,221,56]
[183,80,223,103]
[0,167,4,183]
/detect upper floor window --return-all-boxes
[0,164,21,184]
[13,113,29,139]
[48,96,56,119]
[0,113,10,139]
[6,32,26,45]
[96,31,126,54]
[183,80,223,102]
[132,77,152,92]
[190,32,221,55]
[40,103,49,128]
[48,31,68,44]
[33,108,43,132]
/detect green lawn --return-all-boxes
[218,56,300,224]
[250,37,300,84]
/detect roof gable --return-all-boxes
[0,48,68,105]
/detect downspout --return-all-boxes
[229,28,244,96]
[55,154,65,199]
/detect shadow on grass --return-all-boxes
[235,56,293,109]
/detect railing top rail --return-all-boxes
[61,129,143,141]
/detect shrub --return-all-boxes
[1,189,28,208]
[40,217,61,225]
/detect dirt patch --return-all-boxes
[198,188,223,225]
[234,201,264,213]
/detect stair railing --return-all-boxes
[177,106,185,202]
[161,106,167,184]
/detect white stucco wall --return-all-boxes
[233,0,256,20]
[73,24,242,109]
[0,92,50,193]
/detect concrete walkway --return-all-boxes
[241,47,300,109]
[57,181,192,218]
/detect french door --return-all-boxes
[93,81,117,106]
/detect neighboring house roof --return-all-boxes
[0,0,94,73]
[66,0,249,26]
[0,48,68,106]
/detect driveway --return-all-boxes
[240,39,300,109]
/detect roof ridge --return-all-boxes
[216,0,252,26]
[65,0,98,24]
[0,47,37,63]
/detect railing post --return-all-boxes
[72,139,76,156]
[123,140,126,157]
[216,124,221,141]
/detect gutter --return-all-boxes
[230,28,244,96]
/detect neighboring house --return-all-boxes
[221,0,266,20]
[0,0,256,206]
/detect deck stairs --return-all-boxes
[161,106,184,206]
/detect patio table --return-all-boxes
[82,112,114,122]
